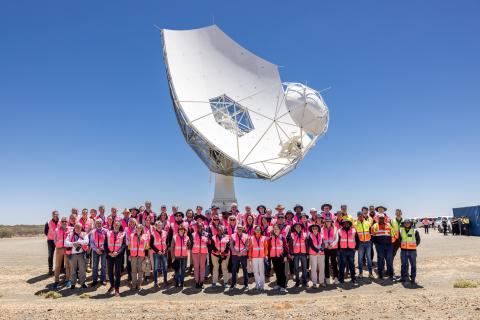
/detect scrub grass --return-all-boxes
[0,225,43,238]
[453,279,478,288]
[79,293,91,299]
[44,291,62,299]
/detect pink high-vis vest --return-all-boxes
[323,227,338,249]
[47,220,57,240]
[174,234,189,257]
[339,228,356,249]
[191,232,209,254]
[130,233,148,257]
[270,235,284,257]
[292,232,307,254]
[107,230,124,253]
[54,227,69,249]
[232,233,248,256]
[212,235,229,255]
[152,230,168,252]
[93,229,106,251]
[251,235,266,258]
[309,233,324,256]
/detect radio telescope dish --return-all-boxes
[160,25,329,210]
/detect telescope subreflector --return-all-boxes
[161,25,329,211]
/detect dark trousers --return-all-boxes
[392,239,401,259]
[424,225,429,234]
[376,243,394,277]
[231,255,248,286]
[400,250,417,281]
[47,240,55,271]
[271,257,286,288]
[338,249,356,282]
[293,254,307,285]
[324,248,338,279]
[126,249,132,281]
[107,256,122,289]
[264,257,271,277]
[174,257,187,284]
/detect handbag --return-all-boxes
[141,257,151,273]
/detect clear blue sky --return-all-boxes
[1,1,479,224]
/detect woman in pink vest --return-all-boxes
[289,222,308,287]
[229,224,249,290]
[106,220,126,296]
[209,224,230,288]
[172,222,190,287]
[268,224,289,293]
[150,221,169,287]
[249,226,268,291]
[191,221,210,289]
[129,224,149,291]
[124,218,137,282]
[52,217,71,289]
[323,217,339,284]
[337,218,358,284]
[307,224,325,287]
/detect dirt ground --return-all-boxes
[0,231,479,320]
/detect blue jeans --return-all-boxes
[153,253,168,284]
[375,243,394,277]
[400,250,417,281]
[91,251,106,282]
[338,250,356,282]
[174,257,187,284]
[358,242,372,273]
[231,255,248,286]
[293,254,307,284]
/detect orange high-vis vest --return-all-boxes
[54,227,69,250]
[232,232,248,256]
[355,220,371,242]
[191,232,209,254]
[270,235,284,257]
[152,230,167,252]
[93,229,106,251]
[372,223,396,243]
[130,233,148,257]
[212,235,230,255]
[174,234,189,257]
[107,230,125,253]
[309,232,324,255]
[47,220,57,240]
[339,228,356,249]
[400,228,417,250]
[251,235,266,258]
[323,227,338,249]
[292,232,307,254]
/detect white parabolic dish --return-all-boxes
[161,25,329,181]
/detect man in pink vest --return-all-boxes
[65,223,89,289]
[44,210,59,275]
[289,222,308,287]
[337,218,358,284]
[229,224,249,290]
[89,219,108,286]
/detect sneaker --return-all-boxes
[229,285,235,290]
[368,272,374,279]
[242,285,248,291]
[52,282,59,290]
[70,285,75,290]
[279,287,287,293]
[326,278,332,285]
[294,282,300,288]
[333,278,340,285]
[320,283,327,288]
[410,279,416,285]
[91,281,98,287]
[107,286,114,294]
[48,270,54,276]
[65,280,72,287]
[358,271,363,278]
[273,285,280,290]
[211,283,217,288]
[81,284,87,289]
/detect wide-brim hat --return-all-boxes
[292,222,304,230]
[275,204,285,210]
[321,204,333,211]
[375,206,387,212]
[342,218,353,226]
[293,204,304,212]
[210,205,219,210]
[285,210,294,218]
[175,212,185,218]
[257,205,267,212]
[194,214,206,221]
[309,224,321,233]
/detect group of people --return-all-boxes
[44,201,420,297]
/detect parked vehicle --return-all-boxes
[435,216,452,233]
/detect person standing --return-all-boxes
[44,211,59,275]
[390,209,404,259]
[422,217,430,234]
[249,226,268,291]
[323,217,339,285]
[355,211,373,278]
[441,218,448,236]
[90,219,108,286]
[289,222,308,287]
[399,219,421,284]
[150,221,169,287]
[105,221,126,296]
[230,224,249,290]
[191,222,210,288]
[337,218,358,284]
[52,217,71,289]
[269,224,289,292]
[129,224,149,291]
[307,224,325,287]
[371,213,395,279]
[210,224,231,288]
[172,223,190,287]
[65,223,89,289]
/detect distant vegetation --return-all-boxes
[0,225,43,238]
[453,279,479,288]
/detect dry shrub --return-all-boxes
[44,291,62,299]
[453,279,478,288]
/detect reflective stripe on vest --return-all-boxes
[153,230,167,252]
[54,228,68,249]
[373,223,395,243]
[251,235,266,258]
[174,234,189,257]
[191,232,209,254]
[339,228,356,249]
[270,235,284,257]
[107,231,124,252]
[323,227,338,249]
[130,233,147,257]
[400,228,417,250]
[292,232,306,254]
[309,233,324,255]
[93,229,106,250]
[355,220,371,242]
